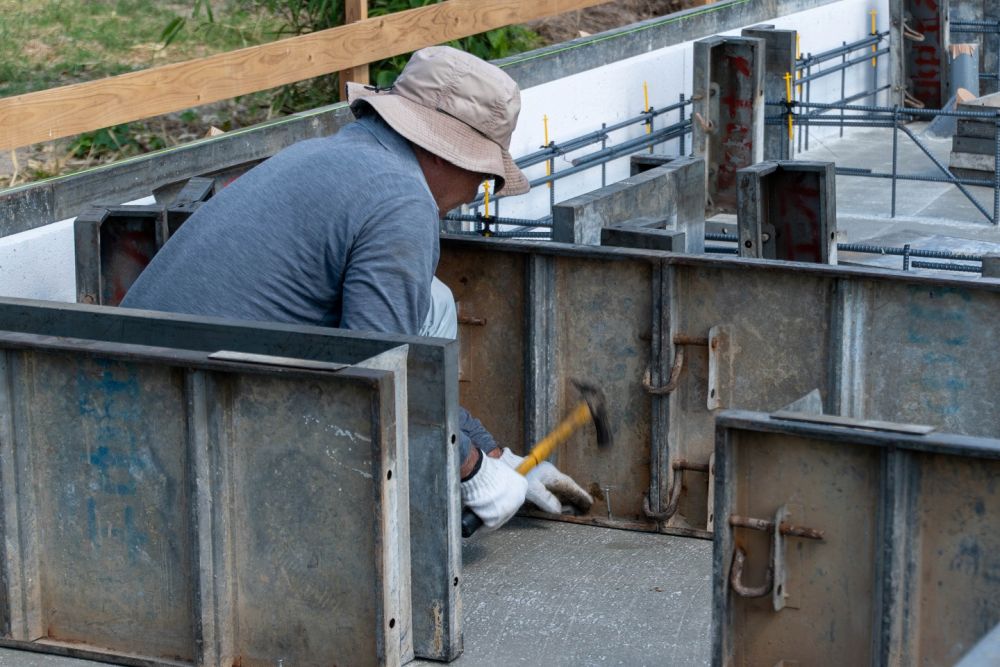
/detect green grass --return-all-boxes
[0,0,280,98]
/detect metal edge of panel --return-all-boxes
[713,409,1000,459]
[0,330,386,388]
[0,294,462,659]
[525,254,557,451]
[648,261,669,518]
[370,370,401,666]
[0,105,357,237]
[438,236,1000,294]
[710,422,736,667]
[2,0,857,236]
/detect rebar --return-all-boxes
[444,213,553,228]
[795,47,890,86]
[772,99,1000,120]
[796,31,889,68]
[835,168,994,188]
[515,99,692,168]
[911,261,982,273]
[570,120,690,168]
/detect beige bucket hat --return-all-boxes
[347,46,530,197]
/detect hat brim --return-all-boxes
[348,83,530,197]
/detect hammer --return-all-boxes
[461,379,612,537]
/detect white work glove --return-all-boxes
[499,448,594,515]
[461,450,528,530]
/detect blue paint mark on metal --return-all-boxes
[87,497,98,544]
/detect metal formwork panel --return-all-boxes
[692,36,765,215]
[666,265,834,531]
[894,0,950,108]
[75,206,167,306]
[838,280,1000,436]
[552,257,653,522]
[0,332,405,666]
[741,26,797,161]
[737,161,837,264]
[712,411,1000,666]
[0,298,462,662]
[552,158,706,253]
[437,240,665,533]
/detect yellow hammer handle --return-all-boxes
[516,401,592,475]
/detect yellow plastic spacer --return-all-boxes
[482,180,490,218]
[795,34,803,96]
[784,72,794,142]
[870,9,878,67]
[643,81,653,152]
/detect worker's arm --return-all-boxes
[461,411,594,519]
[339,194,439,336]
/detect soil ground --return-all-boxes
[0,0,709,189]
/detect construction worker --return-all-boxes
[122,46,591,531]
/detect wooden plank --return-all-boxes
[338,0,370,101]
[0,0,609,152]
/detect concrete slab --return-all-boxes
[414,517,713,667]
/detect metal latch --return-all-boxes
[728,505,824,611]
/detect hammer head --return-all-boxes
[571,378,613,449]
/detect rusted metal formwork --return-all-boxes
[552,157,705,253]
[736,160,837,263]
[0,331,407,666]
[437,236,1000,540]
[741,25,797,160]
[0,298,462,662]
[75,205,166,307]
[75,180,214,307]
[692,36,765,215]
[712,410,1000,666]
[891,0,950,108]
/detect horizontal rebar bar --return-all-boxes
[795,48,890,85]
[835,167,994,188]
[571,120,690,168]
[770,99,1000,120]
[445,213,553,228]
[796,32,888,68]
[515,99,692,168]
[910,261,982,272]
[709,237,984,263]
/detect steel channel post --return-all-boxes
[805,58,811,151]
[995,111,1000,225]
[891,106,899,218]
[679,94,686,156]
[841,43,847,138]
[798,63,805,154]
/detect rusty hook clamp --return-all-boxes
[643,459,710,521]
[730,545,773,598]
[728,507,824,605]
[643,334,708,395]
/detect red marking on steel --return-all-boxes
[728,55,752,78]
[720,95,752,119]
[109,230,154,304]
[912,0,939,10]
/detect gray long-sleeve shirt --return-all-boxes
[123,114,484,460]
[123,114,439,335]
